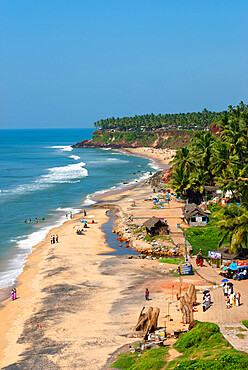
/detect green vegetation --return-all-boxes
[90,129,192,149]
[94,109,223,131]
[225,326,247,332]
[143,235,170,242]
[186,227,229,256]
[110,347,169,369]
[242,320,248,329]
[111,322,248,369]
[159,257,184,264]
[170,102,248,253]
[168,321,248,369]
[236,333,246,339]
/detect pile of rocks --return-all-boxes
[114,217,182,257]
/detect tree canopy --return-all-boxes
[170,101,248,251]
[93,109,224,131]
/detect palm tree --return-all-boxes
[170,166,190,197]
[170,147,195,173]
[235,210,248,248]
[218,205,248,252]
[210,141,239,178]
[191,131,216,184]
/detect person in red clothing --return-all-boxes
[199,259,203,267]
[145,288,149,300]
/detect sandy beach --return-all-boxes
[0,147,247,369]
[123,147,176,167]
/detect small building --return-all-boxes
[208,250,222,268]
[182,203,211,227]
[143,216,170,237]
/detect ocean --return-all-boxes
[0,129,157,293]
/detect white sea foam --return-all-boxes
[106,158,128,162]
[82,195,96,206]
[83,169,153,206]
[49,145,73,152]
[69,155,81,160]
[3,162,88,195]
[40,162,87,184]
[149,159,160,170]
[55,207,82,213]
[0,206,82,290]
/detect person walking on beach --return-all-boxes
[56,234,59,243]
[53,235,55,244]
[13,288,17,300]
[11,289,15,301]
[50,235,53,244]
[224,284,228,296]
[145,288,149,300]
[84,210,87,217]
[226,296,231,309]
[236,292,241,306]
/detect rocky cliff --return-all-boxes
[73,130,193,149]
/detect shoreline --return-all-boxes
[0,147,161,303]
[0,146,175,369]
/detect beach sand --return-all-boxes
[0,147,223,369]
[123,147,176,167]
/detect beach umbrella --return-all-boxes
[227,282,233,286]
[128,199,134,202]
[203,290,209,295]
[221,278,228,282]
[88,215,95,218]
[73,225,81,229]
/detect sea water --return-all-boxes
[0,129,157,291]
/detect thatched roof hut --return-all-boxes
[182,203,211,227]
[143,216,169,236]
[219,246,248,261]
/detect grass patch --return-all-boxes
[236,333,246,339]
[159,257,184,265]
[110,347,169,370]
[168,321,248,369]
[168,269,180,277]
[225,326,247,332]
[186,227,229,256]
[143,234,170,242]
[110,353,138,369]
[242,320,248,329]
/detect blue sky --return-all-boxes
[0,0,247,129]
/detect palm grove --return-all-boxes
[170,102,248,252]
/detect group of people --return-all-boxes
[66,213,73,219]
[24,218,45,223]
[223,283,241,308]
[50,234,59,244]
[11,288,17,301]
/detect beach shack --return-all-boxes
[208,250,222,268]
[182,203,211,227]
[143,216,169,237]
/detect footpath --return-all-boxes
[190,255,248,353]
